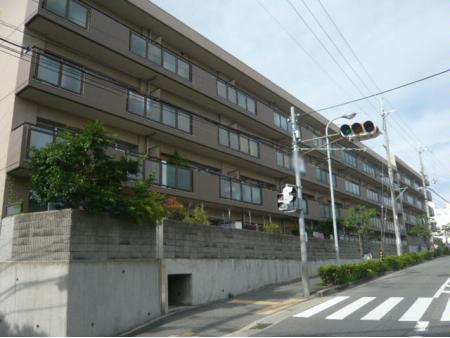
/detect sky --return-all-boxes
[151,0,449,208]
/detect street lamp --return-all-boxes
[326,112,357,265]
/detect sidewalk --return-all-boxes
[124,276,324,337]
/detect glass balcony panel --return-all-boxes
[242,184,252,203]
[220,177,231,199]
[147,41,161,65]
[219,128,229,146]
[61,64,82,93]
[37,55,60,86]
[231,181,241,201]
[229,132,239,150]
[146,99,161,122]
[177,59,190,80]
[177,111,191,133]
[130,33,146,58]
[46,0,67,17]
[162,50,176,73]
[68,0,88,27]
[162,104,176,127]
[227,86,237,104]
[251,187,261,204]
[128,92,145,116]
[177,167,192,191]
[217,80,227,99]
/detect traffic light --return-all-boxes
[340,120,380,141]
[277,184,297,211]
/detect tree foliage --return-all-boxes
[407,215,431,238]
[262,223,281,233]
[344,205,377,257]
[184,205,209,225]
[29,121,166,224]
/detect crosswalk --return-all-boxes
[293,296,450,322]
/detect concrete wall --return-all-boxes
[0,260,161,337]
[0,210,413,335]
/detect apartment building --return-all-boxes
[0,0,430,241]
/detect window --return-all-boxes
[148,161,192,191]
[129,31,191,80]
[36,53,83,94]
[276,150,291,170]
[321,203,341,219]
[220,177,262,204]
[316,167,336,187]
[218,127,259,158]
[343,151,357,167]
[127,91,192,133]
[216,80,257,114]
[45,0,89,28]
[367,189,379,202]
[344,179,360,195]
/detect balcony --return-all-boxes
[15,49,294,180]
[6,123,292,217]
[25,0,289,141]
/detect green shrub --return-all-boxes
[319,249,450,286]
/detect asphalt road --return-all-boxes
[254,256,450,337]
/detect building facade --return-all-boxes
[0,0,430,242]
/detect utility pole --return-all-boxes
[418,148,433,246]
[290,106,310,297]
[381,105,402,256]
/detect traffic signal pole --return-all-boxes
[381,107,402,256]
[290,106,310,297]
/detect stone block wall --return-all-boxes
[0,209,156,261]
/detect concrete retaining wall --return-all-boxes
[0,260,161,336]
[0,210,414,335]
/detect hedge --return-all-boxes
[318,246,450,286]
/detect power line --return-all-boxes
[313,68,450,113]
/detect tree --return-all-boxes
[407,215,431,238]
[344,205,377,257]
[29,121,166,224]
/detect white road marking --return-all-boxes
[361,297,404,320]
[433,278,450,298]
[440,297,450,321]
[414,321,429,332]
[399,298,433,322]
[293,296,349,318]
[326,297,376,320]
